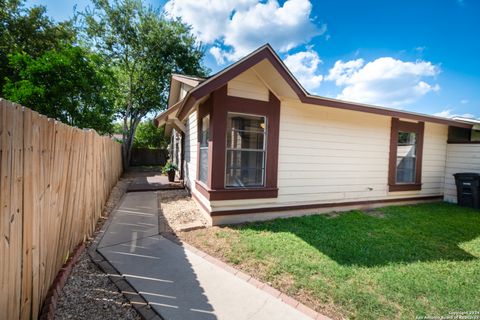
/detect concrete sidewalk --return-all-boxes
[96,191,319,320]
[126,173,183,192]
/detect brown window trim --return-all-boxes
[194,85,280,201]
[195,181,278,200]
[388,118,425,192]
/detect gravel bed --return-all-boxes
[54,250,141,320]
[55,169,205,319]
[55,174,142,320]
[158,189,209,231]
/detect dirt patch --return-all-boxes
[363,209,385,218]
[177,226,240,261]
[295,287,344,320]
[158,189,209,231]
[325,212,342,219]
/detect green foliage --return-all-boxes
[112,122,123,134]
[196,202,480,319]
[133,119,169,149]
[80,0,208,167]
[0,0,115,133]
[3,45,116,133]
[162,161,178,173]
[0,0,75,89]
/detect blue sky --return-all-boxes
[26,0,480,118]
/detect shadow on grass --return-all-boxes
[236,202,480,267]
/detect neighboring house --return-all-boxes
[155,44,480,225]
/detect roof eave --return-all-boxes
[173,44,473,129]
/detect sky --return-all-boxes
[25,0,480,119]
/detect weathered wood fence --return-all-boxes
[130,148,168,166]
[0,100,123,319]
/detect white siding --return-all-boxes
[419,122,449,195]
[179,83,192,100]
[444,144,480,202]
[170,129,182,178]
[277,101,391,204]
[227,69,269,101]
[209,100,449,213]
[183,110,197,191]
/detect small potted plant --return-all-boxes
[162,161,178,182]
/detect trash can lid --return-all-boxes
[453,172,480,178]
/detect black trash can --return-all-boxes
[453,173,480,209]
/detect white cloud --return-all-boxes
[209,47,226,65]
[415,46,426,53]
[283,49,323,91]
[165,0,325,63]
[164,0,257,43]
[326,57,441,107]
[326,59,364,85]
[434,108,475,119]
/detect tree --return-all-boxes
[80,0,208,168]
[3,45,116,133]
[0,0,115,133]
[0,0,75,89]
[133,119,169,149]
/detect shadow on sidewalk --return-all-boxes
[97,191,216,320]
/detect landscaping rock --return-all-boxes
[158,189,209,231]
[54,250,140,320]
[55,173,143,320]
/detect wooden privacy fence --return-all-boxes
[0,100,123,319]
[130,148,168,166]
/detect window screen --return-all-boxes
[396,131,417,183]
[199,115,209,184]
[225,113,266,187]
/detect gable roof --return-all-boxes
[172,73,205,86]
[159,44,473,129]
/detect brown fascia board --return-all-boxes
[167,73,206,109]
[154,101,181,127]
[172,74,205,89]
[175,44,473,129]
[172,73,205,83]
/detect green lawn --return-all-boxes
[181,202,480,319]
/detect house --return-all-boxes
[155,44,480,225]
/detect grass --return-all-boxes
[179,202,480,319]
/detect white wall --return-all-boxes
[183,110,197,191]
[179,83,192,100]
[444,144,480,203]
[227,69,269,101]
[420,122,449,195]
[208,99,449,213]
[277,100,391,204]
[170,129,182,177]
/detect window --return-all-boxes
[199,115,209,184]
[389,118,424,191]
[225,113,266,188]
[396,132,417,183]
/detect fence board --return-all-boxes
[0,100,123,319]
[130,148,168,166]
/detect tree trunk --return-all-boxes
[121,116,140,170]
[121,116,130,170]
[121,139,132,171]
